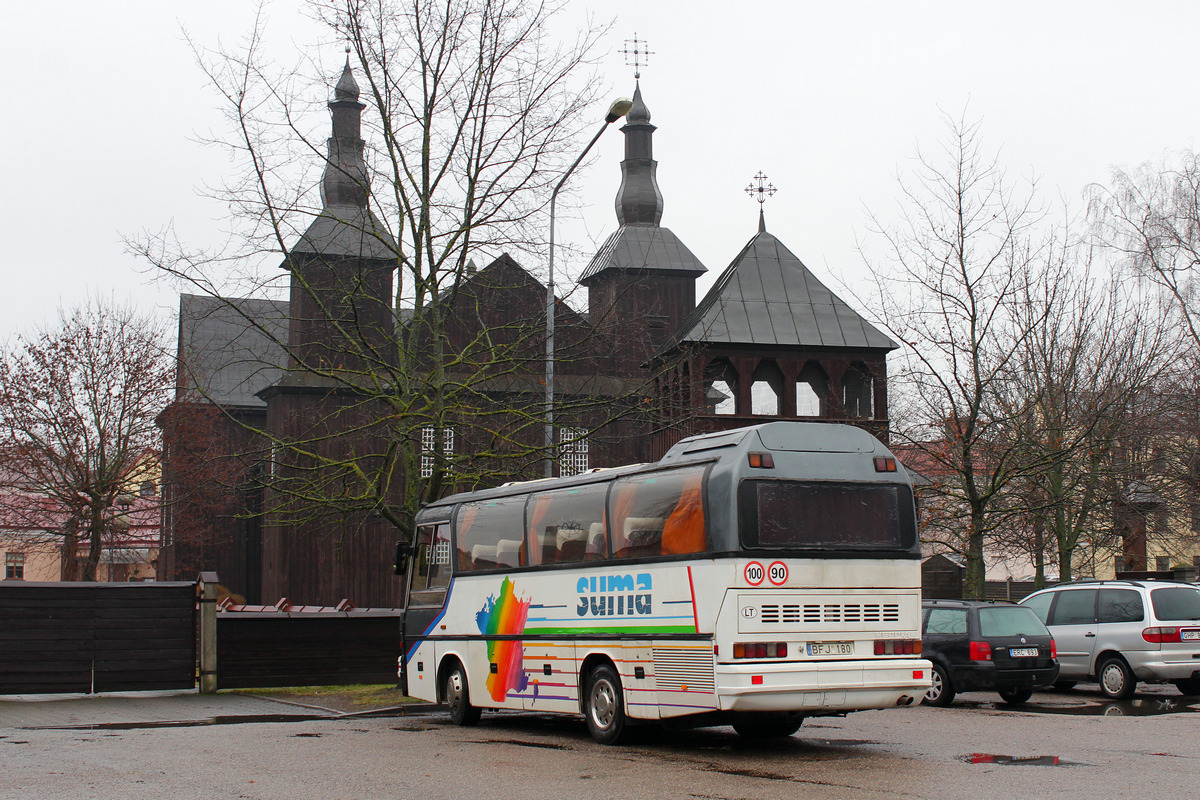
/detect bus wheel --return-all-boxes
[444,661,481,726]
[731,713,804,739]
[584,664,626,745]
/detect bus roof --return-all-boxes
[419,421,894,514]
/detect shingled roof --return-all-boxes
[292,204,396,261]
[176,294,289,409]
[664,230,896,352]
[579,224,707,282]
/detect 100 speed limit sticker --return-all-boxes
[744,561,789,586]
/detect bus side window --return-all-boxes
[662,471,705,555]
[585,522,607,560]
[611,466,707,559]
[526,484,607,565]
[456,497,527,571]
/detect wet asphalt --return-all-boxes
[3,686,1200,800]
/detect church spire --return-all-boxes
[321,57,369,208]
[614,82,663,225]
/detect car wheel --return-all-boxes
[922,663,955,707]
[997,686,1033,705]
[444,661,481,726]
[584,664,627,745]
[1172,677,1200,696]
[731,713,804,739]
[1052,681,1076,691]
[1097,656,1136,700]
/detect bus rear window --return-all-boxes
[738,480,915,551]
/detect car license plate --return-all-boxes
[1182,630,1200,641]
[807,641,853,656]
[1010,647,1039,658]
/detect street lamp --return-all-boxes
[545,96,634,477]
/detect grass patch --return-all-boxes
[227,684,424,712]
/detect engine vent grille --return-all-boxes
[653,647,715,692]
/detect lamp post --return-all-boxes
[545,97,634,477]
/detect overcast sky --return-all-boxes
[4,0,1200,343]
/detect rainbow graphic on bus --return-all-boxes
[476,577,531,701]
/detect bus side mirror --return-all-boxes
[394,541,412,575]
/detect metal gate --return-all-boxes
[0,581,197,694]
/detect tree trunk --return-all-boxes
[82,503,106,582]
[965,507,987,599]
[1033,515,1045,589]
[59,520,79,582]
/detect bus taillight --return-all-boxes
[873,456,897,472]
[733,642,788,659]
[874,639,922,655]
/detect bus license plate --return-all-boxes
[1010,647,1039,658]
[1182,630,1200,640]
[807,641,852,656]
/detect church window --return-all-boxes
[843,363,874,418]
[796,383,820,416]
[703,359,738,416]
[420,426,456,479]
[796,362,828,417]
[750,361,784,416]
[560,427,590,476]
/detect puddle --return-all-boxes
[482,738,570,750]
[961,753,1087,767]
[712,767,794,780]
[25,714,335,731]
[974,698,1200,717]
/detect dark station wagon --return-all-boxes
[921,600,1059,706]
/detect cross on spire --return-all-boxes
[746,172,777,233]
[745,171,777,206]
[620,34,654,80]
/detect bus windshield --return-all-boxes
[738,480,916,551]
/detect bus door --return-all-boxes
[404,523,453,687]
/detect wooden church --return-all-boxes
[159,65,896,606]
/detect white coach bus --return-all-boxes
[396,422,930,744]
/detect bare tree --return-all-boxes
[0,301,173,581]
[998,239,1175,585]
[1089,151,1200,350]
[131,0,659,584]
[858,113,1046,598]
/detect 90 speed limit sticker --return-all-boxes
[744,561,765,586]
[767,561,789,585]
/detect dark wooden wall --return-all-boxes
[0,582,196,694]
[215,611,400,689]
[158,402,267,603]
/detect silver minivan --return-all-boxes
[1020,580,1200,699]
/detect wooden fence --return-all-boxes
[214,612,400,689]
[0,581,196,694]
[0,575,401,695]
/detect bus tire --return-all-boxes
[444,661,481,726]
[584,664,626,745]
[731,713,804,739]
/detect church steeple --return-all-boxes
[615,83,663,225]
[321,57,369,208]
